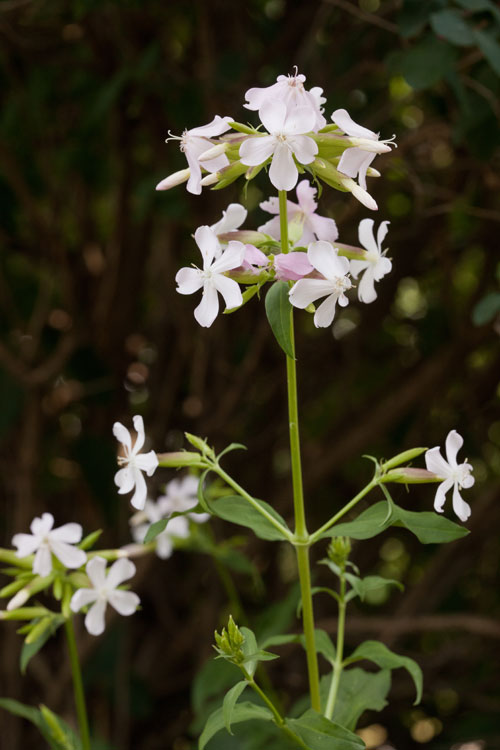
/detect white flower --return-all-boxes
[289,242,352,327]
[158,475,209,523]
[70,556,140,636]
[131,501,191,560]
[259,180,338,245]
[175,226,244,327]
[210,203,247,237]
[244,70,326,132]
[156,115,233,195]
[12,513,87,577]
[349,219,392,303]
[113,415,158,511]
[425,430,474,522]
[331,109,395,190]
[239,100,318,192]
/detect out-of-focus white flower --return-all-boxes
[156,115,233,195]
[425,430,474,522]
[239,100,318,192]
[259,180,338,245]
[131,500,191,559]
[12,513,87,578]
[289,242,352,327]
[350,219,392,303]
[70,556,140,636]
[244,70,326,132]
[158,476,209,523]
[331,109,395,190]
[113,416,158,511]
[175,226,244,327]
[210,203,247,237]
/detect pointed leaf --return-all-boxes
[20,615,65,674]
[265,281,294,359]
[344,574,403,603]
[430,10,474,46]
[199,702,273,749]
[217,443,247,460]
[143,518,168,544]
[223,681,247,734]
[345,640,422,704]
[286,709,365,750]
[210,495,290,541]
[331,668,391,730]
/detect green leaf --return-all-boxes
[473,29,500,76]
[0,697,44,728]
[455,0,500,23]
[210,495,290,541]
[143,518,168,544]
[199,702,273,749]
[430,10,474,46]
[472,292,500,325]
[223,681,247,734]
[345,574,404,603]
[286,709,365,750]
[197,469,213,514]
[260,629,336,666]
[0,699,81,750]
[332,668,391,730]
[78,529,103,550]
[265,281,294,359]
[322,501,469,544]
[217,443,247,460]
[21,615,65,674]
[345,640,423,704]
[241,626,259,677]
[392,35,457,89]
[191,657,240,715]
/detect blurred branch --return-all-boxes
[320,613,500,640]
[321,0,398,34]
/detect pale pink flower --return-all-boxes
[244,70,326,132]
[259,180,338,245]
[425,430,474,522]
[274,252,313,281]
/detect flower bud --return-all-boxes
[348,137,393,153]
[156,450,206,468]
[155,169,190,191]
[382,447,428,472]
[214,615,245,664]
[184,433,216,461]
[198,142,229,162]
[217,230,270,246]
[381,468,442,484]
[328,537,351,567]
[339,177,378,211]
[199,172,220,187]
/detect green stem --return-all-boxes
[278,188,321,712]
[324,570,346,719]
[245,673,309,749]
[64,618,91,750]
[309,478,378,545]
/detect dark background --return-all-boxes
[0,0,499,748]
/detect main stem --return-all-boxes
[64,618,91,750]
[279,190,321,712]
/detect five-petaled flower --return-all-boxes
[175,225,244,327]
[425,430,474,522]
[113,415,159,511]
[12,513,87,578]
[350,219,392,303]
[289,242,352,327]
[70,556,140,636]
[244,70,326,132]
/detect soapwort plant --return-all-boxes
[0,70,475,750]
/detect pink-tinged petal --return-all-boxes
[357,266,377,304]
[270,143,298,191]
[12,533,40,557]
[289,278,336,309]
[176,267,203,296]
[211,203,247,235]
[33,545,52,577]
[50,540,87,570]
[31,513,54,537]
[433,477,454,513]
[70,588,98,612]
[373,256,392,281]
[259,196,280,214]
[338,148,375,189]
[85,598,107,636]
[114,466,135,495]
[314,294,338,328]
[296,180,317,214]
[331,109,376,140]
[212,275,243,311]
[285,106,317,135]
[108,589,140,616]
[259,99,287,134]
[113,423,132,453]
[377,220,390,248]
[445,430,463,469]
[358,218,378,256]
[244,244,268,266]
[425,447,451,478]
[156,534,174,559]
[257,215,281,239]
[308,241,349,280]
[452,483,471,522]
[211,241,245,274]
[132,415,145,454]
[86,556,107,588]
[239,135,275,166]
[289,135,318,165]
[130,468,147,510]
[188,115,232,138]
[194,226,220,269]
[275,252,313,281]
[204,152,230,173]
[184,145,203,195]
[244,83,279,111]
[134,450,159,476]
[49,523,83,544]
[349,259,370,280]
[194,283,219,328]
[106,558,136,590]
[307,213,338,243]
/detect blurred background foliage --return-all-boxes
[0,0,499,748]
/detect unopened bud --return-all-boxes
[214,615,245,664]
[217,230,269,246]
[198,143,229,161]
[366,166,381,177]
[381,468,442,484]
[155,169,190,191]
[7,588,29,611]
[382,447,428,472]
[328,537,351,567]
[156,450,206,468]
[200,172,220,186]
[340,177,378,211]
[349,137,392,153]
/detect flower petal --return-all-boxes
[349,259,370,280]
[49,523,83,544]
[257,215,281,239]
[184,143,203,195]
[106,558,136,590]
[211,241,245,274]
[134,450,159,476]
[445,430,463,469]
[358,218,378,256]
[31,513,54,537]
[12,533,41,558]
[50,540,87,570]
[275,252,313,281]
[212,275,243,311]
[314,294,338,328]
[433,477,454,513]
[452,483,471,522]
[338,148,375,189]
[132,415,145,454]
[70,588,98,612]
[357,266,377,304]
[373,256,392,281]
[130,467,148,510]
[156,534,174,559]
[108,589,140,616]
[113,423,132,453]
[259,196,280,215]
[289,135,318,165]
[259,99,287,134]
[194,283,219,328]
[239,135,275,167]
[296,180,317,214]
[289,278,336,309]
[211,203,247,235]
[85,598,107,636]
[284,106,317,135]
[194,225,220,269]
[377,220,390,249]
[269,143,298,191]
[188,115,232,138]
[307,213,338,243]
[114,466,135,495]
[176,267,203,295]
[33,545,52,577]
[308,241,349,280]
[331,109,376,140]
[425,447,451,478]
[86,556,107,588]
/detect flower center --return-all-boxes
[332,275,352,294]
[454,463,471,489]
